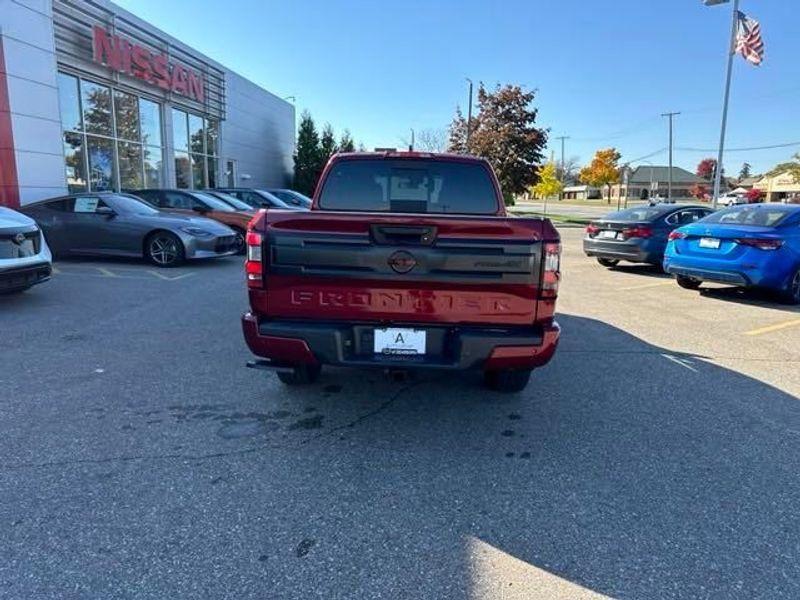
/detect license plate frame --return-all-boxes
[373,328,427,356]
[599,230,619,240]
[699,237,721,249]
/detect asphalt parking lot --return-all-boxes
[2,226,799,600]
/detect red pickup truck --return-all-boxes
[242,152,561,392]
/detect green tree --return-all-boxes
[293,111,321,196]
[739,162,752,180]
[580,148,621,204]
[339,129,355,153]
[448,84,548,204]
[320,123,338,162]
[532,162,563,199]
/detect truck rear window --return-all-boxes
[317,159,499,214]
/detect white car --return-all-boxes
[719,194,748,207]
[0,206,52,294]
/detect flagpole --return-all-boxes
[712,0,740,210]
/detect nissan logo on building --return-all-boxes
[388,251,417,274]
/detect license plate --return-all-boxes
[374,328,426,355]
[599,230,619,239]
[699,237,720,249]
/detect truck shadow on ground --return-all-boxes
[276,313,800,599]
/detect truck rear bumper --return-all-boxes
[242,312,560,372]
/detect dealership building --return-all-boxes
[0,0,295,208]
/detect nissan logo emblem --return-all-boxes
[388,250,417,274]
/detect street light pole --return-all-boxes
[661,112,680,199]
[465,78,473,154]
[554,135,569,201]
[710,0,741,209]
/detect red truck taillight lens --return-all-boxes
[541,242,561,299]
[245,231,263,288]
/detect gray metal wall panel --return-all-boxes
[220,70,294,189]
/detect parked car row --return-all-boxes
[584,203,800,304]
[0,187,312,293]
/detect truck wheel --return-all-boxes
[276,364,321,385]
[676,275,701,290]
[597,258,619,268]
[484,369,532,393]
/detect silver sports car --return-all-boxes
[20,192,238,267]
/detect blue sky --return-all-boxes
[117,0,799,176]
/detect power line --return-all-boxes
[677,140,800,153]
[625,148,666,163]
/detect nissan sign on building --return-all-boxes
[0,0,295,207]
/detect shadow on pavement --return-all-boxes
[606,263,670,279]
[270,313,800,599]
[697,285,800,313]
[4,312,799,599]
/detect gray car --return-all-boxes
[20,192,238,267]
[583,204,714,268]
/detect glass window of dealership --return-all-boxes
[56,72,219,194]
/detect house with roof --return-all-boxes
[609,166,708,202]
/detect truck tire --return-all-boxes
[484,369,532,393]
[597,258,619,268]
[276,364,321,385]
[676,275,702,290]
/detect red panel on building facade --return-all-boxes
[0,37,20,208]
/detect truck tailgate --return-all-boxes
[249,211,548,326]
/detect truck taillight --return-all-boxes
[245,231,263,288]
[541,242,561,299]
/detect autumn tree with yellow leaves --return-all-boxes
[580,148,622,204]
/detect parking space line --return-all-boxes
[620,280,674,291]
[744,318,800,337]
[96,267,119,277]
[661,353,698,372]
[147,270,195,281]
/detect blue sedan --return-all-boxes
[663,204,800,304]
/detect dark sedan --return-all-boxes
[214,187,303,210]
[21,193,238,267]
[267,188,312,209]
[584,204,714,268]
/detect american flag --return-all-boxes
[735,11,764,66]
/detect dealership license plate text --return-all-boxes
[374,328,427,355]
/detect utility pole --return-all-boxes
[661,112,680,199]
[465,78,473,153]
[554,135,569,201]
